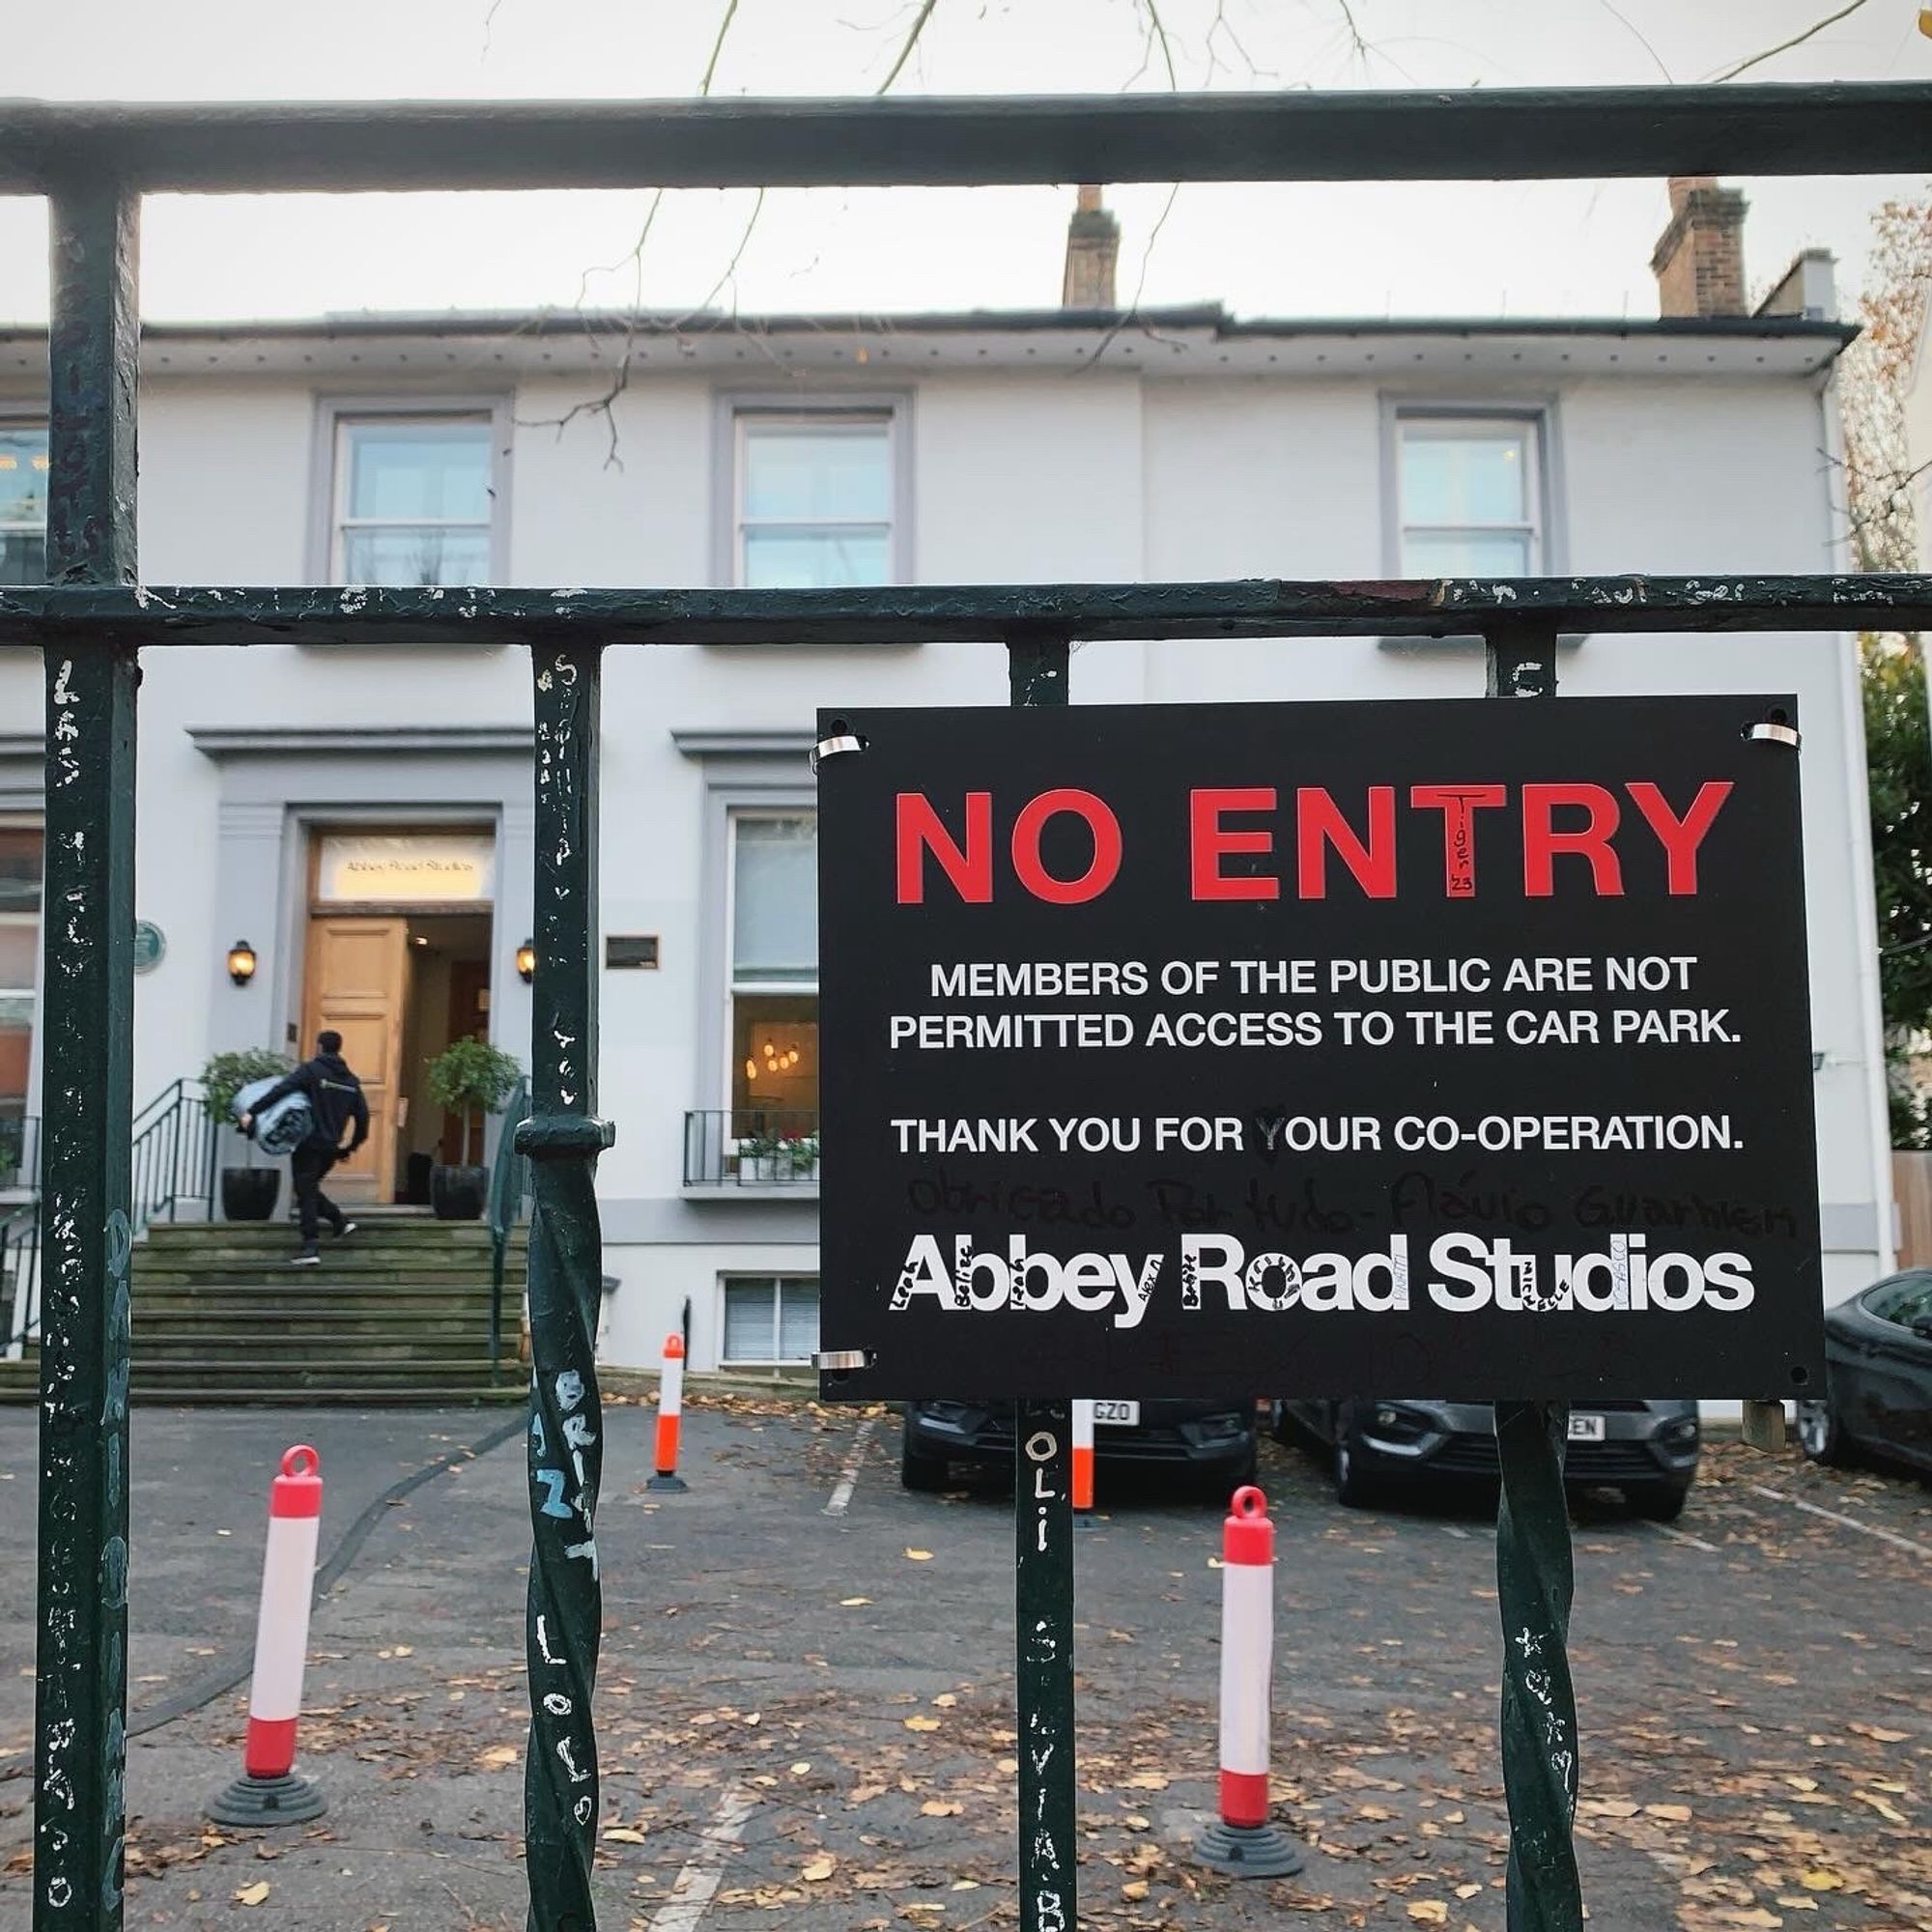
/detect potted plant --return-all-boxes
[735,1129,819,1185]
[200,1047,296,1221]
[780,1132,820,1183]
[423,1037,523,1220]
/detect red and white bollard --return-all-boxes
[648,1331,690,1492]
[1071,1399,1095,1525]
[209,1445,327,1825]
[1195,1485,1303,1876]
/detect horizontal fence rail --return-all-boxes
[1,83,1929,193]
[1,575,1930,648]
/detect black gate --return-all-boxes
[4,81,1930,1932]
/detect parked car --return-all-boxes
[1796,1269,1932,1475]
[901,1398,1258,1494]
[1275,1398,1700,1519]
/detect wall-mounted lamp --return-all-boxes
[227,939,258,987]
[516,938,536,984]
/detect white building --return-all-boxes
[0,182,1894,1374]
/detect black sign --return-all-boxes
[816,697,1824,1401]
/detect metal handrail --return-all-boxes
[1,1201,40,1360]
[0,1113,40,1194]
[487,1076,533,1387]
[129,1077,222,1229]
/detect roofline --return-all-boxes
[0,306,1860,348]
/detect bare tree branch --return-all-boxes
[1136,0,1180,88]
[877,0,942,94]
[697,0,744,96]
[1711,0,1873,82]
[1332,0,1371,62]
[1594,0,1674,82]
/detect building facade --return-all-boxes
[0,187,1895,1374]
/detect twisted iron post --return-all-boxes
[1487,623,1582,1932]
[1495,1400,1580,1930]
[521,642,613,1931]
[34,177,140,1932]
[1009,627,1077,1932]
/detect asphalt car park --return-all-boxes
[0,1400,1927,1931]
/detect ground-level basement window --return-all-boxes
[721,1276,821,1366]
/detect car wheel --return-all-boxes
[1626,1482,1690,1522]
[1333,1425,1380,1509]
[900,1426,950,1492]
[1795,1396,1850,1466]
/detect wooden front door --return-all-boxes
[300,915,408,1203]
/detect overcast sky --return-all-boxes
[0,0,1926,328]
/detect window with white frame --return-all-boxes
[331,413,494,584]
[0,425,49,586]
[734,411,893,588]
[722,1276,821,1366]
[727,812,818,1128]
[0,822,43,1145]
[1396,413,1543,577]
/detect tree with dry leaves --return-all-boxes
[1841,197,1932,1140]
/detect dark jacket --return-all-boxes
[262,1052,370,1155]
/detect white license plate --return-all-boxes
[1093,1401,1140,1427]
[1568,1413,1606,1442]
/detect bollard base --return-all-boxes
[208,1771,327,1828]
[1073,1510,1098,1530]
[1194,1817,1305,1878]
[646,1472,689,1492]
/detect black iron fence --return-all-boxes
[683,1109,820,1187]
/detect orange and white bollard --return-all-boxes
[208,1445,327,1825]
[1071,1399,1095,1525]
[648,1331,689,1492]
[1195,1485,1303,1876]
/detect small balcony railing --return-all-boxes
[683,1110,819,1188]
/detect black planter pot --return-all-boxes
[430,1163,488,1222]
[221,1166,282,1222]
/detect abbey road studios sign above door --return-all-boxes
[814,697,1824,1401]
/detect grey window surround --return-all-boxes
[674,727,816,1189]
[1375,390,1577,651]
[710,385,915,592]
[189,724,535,1074]
[306,391,514,594]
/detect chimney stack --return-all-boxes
[1651,175,1748,318]
[1062,184,1120,310]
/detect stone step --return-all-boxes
[140,1226,525,1251]
[128,1334,504,1363]
[135,1264,522,1287]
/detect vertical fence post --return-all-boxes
[1485,621,1581,1932]
[34,177,141,1932]
[1008,626,1076,1932]
[518,641,613,1931]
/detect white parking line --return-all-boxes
[1647,1521,1720,1554]
[648,1786,758,1932]
[824,1416,878,1518]
[1749,1484,1932,1559]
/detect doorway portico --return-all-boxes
[190,724,534,1202]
